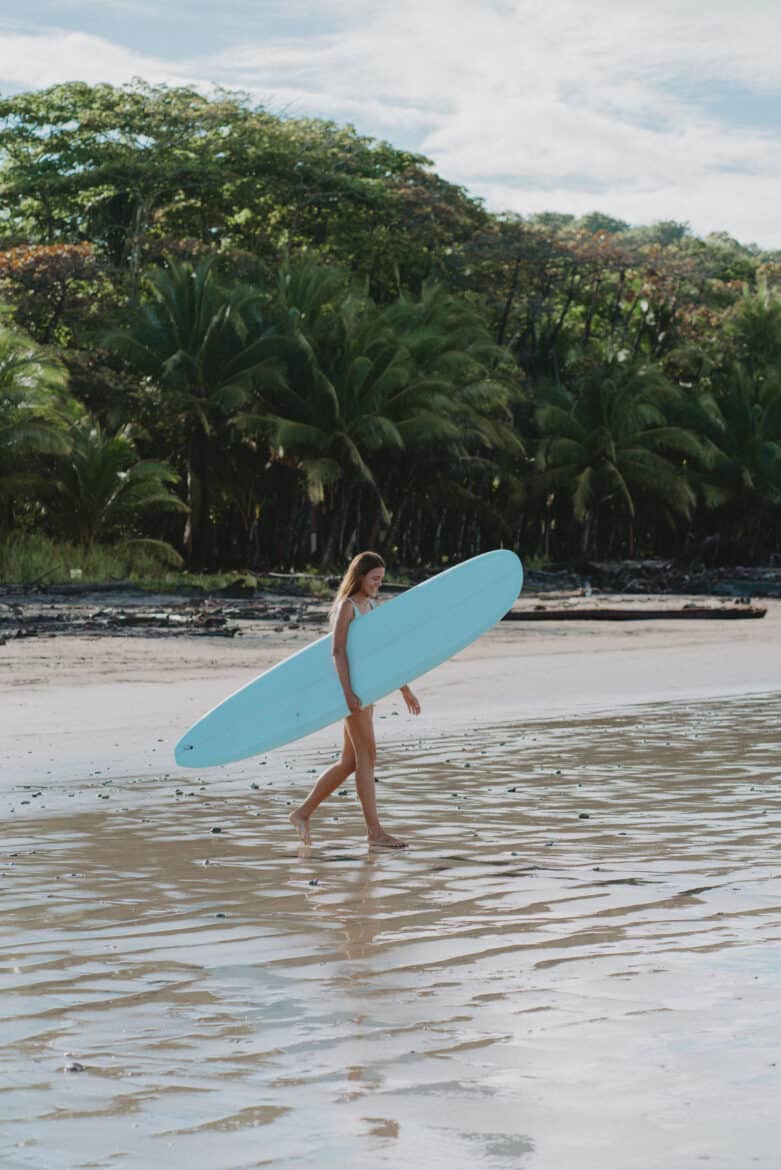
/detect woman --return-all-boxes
[289,551,421,849]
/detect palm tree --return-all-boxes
[44,415,187,551]
[383,279,519,452]
[237,262,521,564]
[701,361,781,560]
[0,326,71,533]
[272,262,407,539]
[729,280,781,380]
[536,360,709,556]
[237,262,417,562]
[691,284,781,560]
[378,280,523,559]
[107,255,284,565]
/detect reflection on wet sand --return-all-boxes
[2,693,781,1169]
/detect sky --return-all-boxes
[0,0,779,248]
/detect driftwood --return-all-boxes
[504,604,766,622]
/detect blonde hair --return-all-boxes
[329,550,385,625]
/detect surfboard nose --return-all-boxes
[174,737,197,767]
[498,549,523,591]
[483,549,523,607]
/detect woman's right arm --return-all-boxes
[332,601,362,713]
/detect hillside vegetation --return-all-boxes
[1,81,780,578]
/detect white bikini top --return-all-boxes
[349,597,377,618]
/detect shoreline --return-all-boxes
[2,588,768,643]
[3,597,780,788]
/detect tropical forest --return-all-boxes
[1,81,780,583]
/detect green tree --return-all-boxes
[44,415,187,550]
[237,261,520,565]
[702,363,781,559]
[107,255,283,565]
[536,361,708,556]
[0,81,484,305]
[628,220,690,247]
[251,261,419,563]
[729,280,781,377]
[698,287,781,559]
[577,211,630,236]
[0,82,268,276]
[379,280,522,558]
[0,325,71,532]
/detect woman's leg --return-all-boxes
[289,728,356,845]
[344,706,407,848]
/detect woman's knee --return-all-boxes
[339,754,356,776]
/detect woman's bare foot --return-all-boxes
[368,830,407,849]
[289,809,311,845]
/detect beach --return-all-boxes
[2,600,780,1169]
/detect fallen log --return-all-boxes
[503,605,767,621]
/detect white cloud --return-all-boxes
[480,172,779,249]
[1,0,780,245]
[0,30,185,89]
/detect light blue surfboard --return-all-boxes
[174,550,523,768]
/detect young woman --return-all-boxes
[289,551,420,849]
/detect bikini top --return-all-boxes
[349,597,376,618]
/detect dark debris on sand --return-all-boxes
[0,585,330,641]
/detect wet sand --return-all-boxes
[2,607,781,1168]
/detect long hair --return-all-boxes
[329,550,385,625]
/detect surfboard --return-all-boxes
[174,549,523,768]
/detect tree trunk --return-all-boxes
[321,485,344,568]
[183,460,199,563]
[308,504,319,562]
[247,500,261,568]
[366,505,384,551]
[337,483,360,560]
[581,275,602,350]
[196,432,213,567]
[581,511,592,556]
[497,256,521,347]
[183,432,214,567]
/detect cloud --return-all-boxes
[1,0,780,246]
[480,172,779,249]
[0,30,186,89]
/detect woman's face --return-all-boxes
[362,566,385,596]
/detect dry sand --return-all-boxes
[1,599,780,1169]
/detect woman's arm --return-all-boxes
[400,684,421,716]
[332,600,362,713]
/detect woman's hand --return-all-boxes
[401,685,421,716]
[345,689,362,713]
